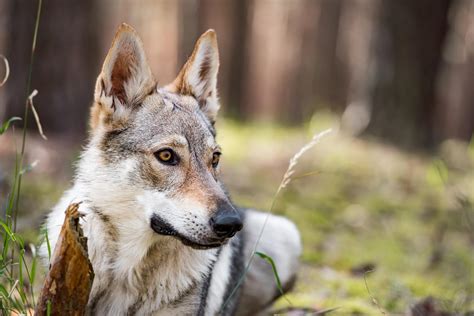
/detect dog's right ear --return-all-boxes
[92,23,155,129]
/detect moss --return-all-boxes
[8,114,473,314]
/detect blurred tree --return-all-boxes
[365,0,453,149]
[242,0,303,122]
[338,0,380,136]
[2,0,101,139]
[242,0,326,123]
[287,0,322,122]
[310,0,346,114]
[0,0,472,148]
[434,0,474,143]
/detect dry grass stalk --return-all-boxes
[253,128,333,264]
[278,128,333,193]
[222,128,333,310]
[364,271,387,315]
[27,89,47,140]
[0,54,9,87]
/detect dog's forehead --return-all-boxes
[130,90,216,148]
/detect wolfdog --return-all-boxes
[42,24,301,315]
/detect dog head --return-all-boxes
[84,24,242,249]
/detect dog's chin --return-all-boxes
[178,237,224,250]
[150,215,224,250]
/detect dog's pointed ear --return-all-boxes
[93,23,155,126]
[170,29,220,122]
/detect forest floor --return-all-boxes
[1,113,473,315]
[217,115,474,315]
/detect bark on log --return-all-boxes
[35,203,94,316]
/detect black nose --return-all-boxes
[210,209,243,238]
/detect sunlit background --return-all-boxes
[0,0,473,314]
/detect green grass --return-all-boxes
[1,1,43,314]
[217,116,474,314]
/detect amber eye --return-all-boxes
[154,149,179,165]
[212,152,221,168]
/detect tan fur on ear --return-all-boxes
[89,101,101,131]
[92,23,155,130]
[169,29,220,122]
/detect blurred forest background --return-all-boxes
[1,0,473,147]
[0,0,473,315]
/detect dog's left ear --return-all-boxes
[170,29,220,123]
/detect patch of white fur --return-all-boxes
[201,96,220,122]
[204,241,233,315]
[206,136,216,148]
[93,88,114,109]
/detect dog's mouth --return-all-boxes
[150,215,223,250]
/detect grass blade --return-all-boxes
[0,117,22,135]
[45,229,51,262]
[46,300,51,316]
[255,251,291,305]
[29,245,37,285]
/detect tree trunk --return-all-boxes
[4,0,100,139]
[366,0,452,149]
[433,0,474,143]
